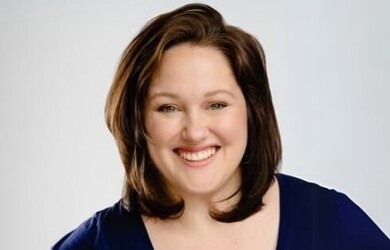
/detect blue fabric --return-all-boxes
[276,174,389,250]
[53,174,390,249]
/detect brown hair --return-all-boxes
[105,3,281,222]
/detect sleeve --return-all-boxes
[51,216,97,250]
[335,192,390,249]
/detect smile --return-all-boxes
[178,147,217,162]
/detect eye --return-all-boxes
[209,102,227,110]
[157,105,180,113]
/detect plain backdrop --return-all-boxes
[0,0,389,249]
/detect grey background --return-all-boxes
[0,0,389,249]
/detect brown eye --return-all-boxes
[209,103,227,110]
[157,105,179,113]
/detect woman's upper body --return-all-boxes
[54,3,389,250]
[52,174,390,250]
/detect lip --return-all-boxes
[173,145,220,168]
[174,144,219,152]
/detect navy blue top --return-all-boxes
[53,174,390,249]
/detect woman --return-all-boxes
[53,3,389,249]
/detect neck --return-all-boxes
[141,177,280,250]
[164,188,241,233]
[175,177,277,228]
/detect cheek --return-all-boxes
[145,115,178,145]
[217,109,248,144]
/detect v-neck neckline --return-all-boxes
[137,174,287,250]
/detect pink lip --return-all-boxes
[173,145,220,168]
[174,144,219,152]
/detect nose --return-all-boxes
[181,112,209,142]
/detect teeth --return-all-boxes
[179,147,216,162]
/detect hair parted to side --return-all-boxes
[105,3,282,222]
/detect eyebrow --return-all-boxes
[149,89,236,101]
[148,92,179,101]
[204,89,236,99]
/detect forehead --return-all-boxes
[148,44,237,94]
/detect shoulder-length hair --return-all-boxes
[105,3,281,222]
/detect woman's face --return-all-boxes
[144,44,248,200]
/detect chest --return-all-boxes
[144,212,279,250]
[173,229,277,250]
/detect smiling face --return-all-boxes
[145,44,248,201]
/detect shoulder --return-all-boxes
[276,173,390,249]
[276,173,342,237]
[276,173,341,219]
[52,200,152,250]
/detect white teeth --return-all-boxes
[179,147,216,162]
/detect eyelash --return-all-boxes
[209,102,227,110]
[157,105,180,113]
[156,102,228,113]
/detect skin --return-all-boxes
[145,43,247,203]
[143,44,280,250]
